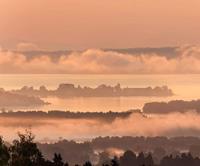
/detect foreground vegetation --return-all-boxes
[1,132,200,166]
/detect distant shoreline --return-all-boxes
[10,83,174,98]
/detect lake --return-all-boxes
[0,74,199,112]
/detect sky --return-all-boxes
[0,0,200,50]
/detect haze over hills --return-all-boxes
[38,136,200,165]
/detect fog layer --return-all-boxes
[2,111,200,141]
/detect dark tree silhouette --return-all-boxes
[0,137,10,166]
[1,132,200,166]
[120,150,137,166]
[145,154,154,166]
[83,161,92,166]
[9,130,45,166]
[53,153,64,166]
[137,152,145,166]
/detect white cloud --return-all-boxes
[1,45,200,74]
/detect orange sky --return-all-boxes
[0,0,200,50]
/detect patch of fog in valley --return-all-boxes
[1,111,200,142]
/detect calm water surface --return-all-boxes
[0,74,199,112]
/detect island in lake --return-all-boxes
[11,83,174,98]
[0,89,48,107]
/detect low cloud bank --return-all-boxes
[1,45,200,74]
[2,112,200,141]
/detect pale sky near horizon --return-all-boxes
[0,0,200,50]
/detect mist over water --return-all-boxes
[0,74,199,141]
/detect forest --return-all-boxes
[1,131,200,166]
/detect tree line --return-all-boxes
[1,132,200,166]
